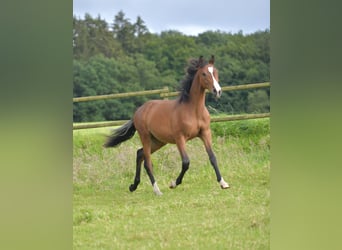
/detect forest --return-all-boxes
[73,11,270,122]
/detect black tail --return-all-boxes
[103,120,136,148]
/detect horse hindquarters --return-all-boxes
[133,119,166,195]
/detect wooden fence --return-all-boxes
[73,82,270,130]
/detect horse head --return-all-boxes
[197,55,222,98]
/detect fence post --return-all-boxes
[162,86,169,100]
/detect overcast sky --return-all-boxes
[73,0,269,35]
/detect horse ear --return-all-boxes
[209,55,215,64]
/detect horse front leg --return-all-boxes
[200,130,230,189]
[207,148,229,189]
[170,138,190,189]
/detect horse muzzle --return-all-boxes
[213,86,222,98]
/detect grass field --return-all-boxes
[73,118,270,249]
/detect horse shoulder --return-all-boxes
[199,107,211,128]
[198,111,212,140]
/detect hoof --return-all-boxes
[169,180,177,189]
[129,184,137,192]
[219,178,230,189]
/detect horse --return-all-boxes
[104,55,229,195]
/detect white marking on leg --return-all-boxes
[153,182,163,195]
[219,178,230,189]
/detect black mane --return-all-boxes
[178,57,207,103]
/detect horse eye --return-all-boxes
[202,72,206,76]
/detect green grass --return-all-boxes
[73,118,270,249]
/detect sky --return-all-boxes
[73,0,269,36]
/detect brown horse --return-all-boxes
[104,55,229,195]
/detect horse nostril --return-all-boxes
[213,88,222,98]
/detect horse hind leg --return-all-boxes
[129,148,144,192]
[144,159,162,195]
[141,136,165,195]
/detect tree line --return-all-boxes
[73,11,270,122]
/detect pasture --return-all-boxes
[73,118,270,249]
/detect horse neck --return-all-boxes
[188,75,206,111]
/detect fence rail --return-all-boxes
[73,113,270,130]
[73,82,270,130]
[73,87,170,103]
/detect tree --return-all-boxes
[73,14,123,60]
[134,16,150,53]
[112,11,136,54]
[134,16,149,37]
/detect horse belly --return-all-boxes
[150,125,175,144]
